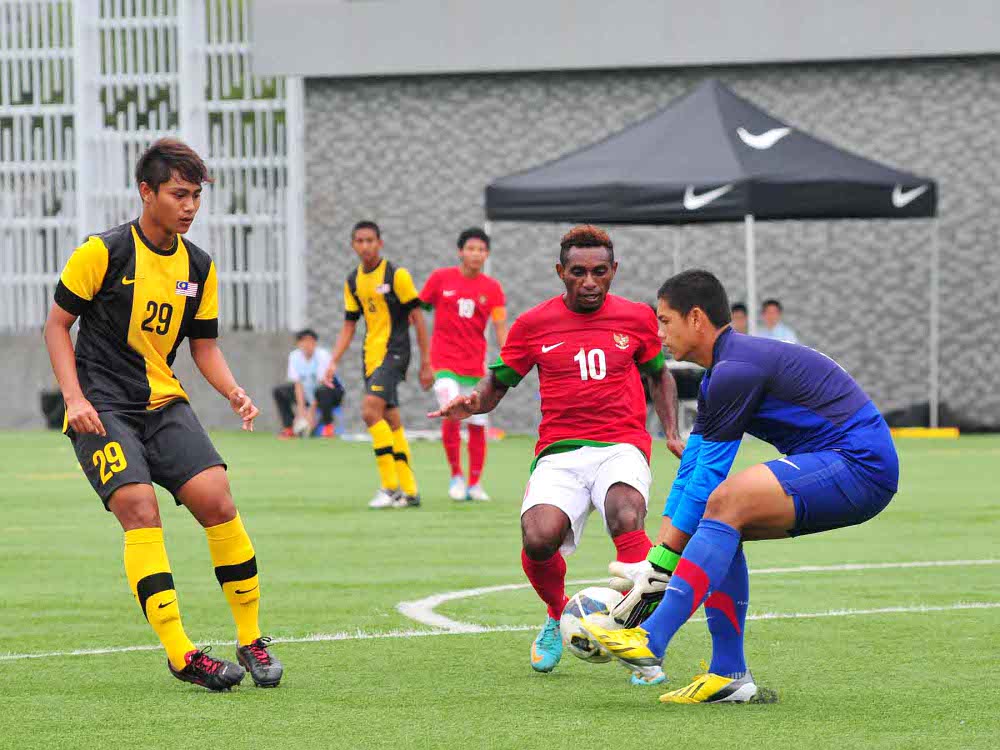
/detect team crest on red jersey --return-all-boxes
[613,333,630,350]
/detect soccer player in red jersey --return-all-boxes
[431,225,683,681]
[420,228,507,501]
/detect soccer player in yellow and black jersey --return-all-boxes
[43,138,282,691]
[323,220,433,508]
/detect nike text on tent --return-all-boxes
[736,126,791,150]
[683,184,734,211]
[892,184,928,208]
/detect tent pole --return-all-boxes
[929,220,940,429]
[672,226,681,275]
[745,215,757,335]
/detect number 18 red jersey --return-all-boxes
[490,294,665,462]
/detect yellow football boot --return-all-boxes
[659,663,757,704]
[579,619,661,668]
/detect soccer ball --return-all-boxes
[559,586,624,663]
[292,416,311,438]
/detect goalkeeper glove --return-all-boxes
[608,544,682,628]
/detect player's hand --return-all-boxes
[228,386,259,432]
[428,391,480,421]
[322,363,338,389]
[65,395,106,436]
[608,560,671,629]
[419,361,434,391]
[666,433,685,460]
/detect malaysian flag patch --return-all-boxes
[175,280,198,297]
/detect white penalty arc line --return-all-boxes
[396,559,1000,632]
[2,602,998,663]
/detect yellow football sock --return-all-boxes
[205,513,261,647]
[392,426,417,496]
[123,527,195,671]
[369,420,399,490]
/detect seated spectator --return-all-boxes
[759,298,799,343]
[730,302,748,334]
[273,328,344,438]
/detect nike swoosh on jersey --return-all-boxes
[122,276,137,285]
[442,290,457,297]
[736,126,791,149]
[541,342,565,353]
[892,184,929,208]
[683,184,734,210]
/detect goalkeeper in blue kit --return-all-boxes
[586,270,899,703]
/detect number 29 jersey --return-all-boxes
[489,294,666,463]
[54,220,219,412]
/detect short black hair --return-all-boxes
[352,220,381,239]
[559,225,614,266]
[135,138,211,192]
[295,328,318,341]
[762,298,783,312]
[457,227,490,250]
[657,269,731,328]
[731,302,747,315]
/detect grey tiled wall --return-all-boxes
[304,58,1000,433]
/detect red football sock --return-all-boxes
[441,419,462,477]
[521,549,568,620]
[613,529,653,563]
[467,424,486,485]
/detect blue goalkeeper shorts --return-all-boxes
[766,424,898,537]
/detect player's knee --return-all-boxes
[704,483,743,526]
[521,523,563,561]
[110,491,161,530]
[605,484,646,536]
[360,400,382,425]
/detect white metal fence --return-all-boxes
[0,0,304,333]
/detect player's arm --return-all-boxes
[396,268,433,390]
[660,361,767,544]
[187,262,258,431]
[409,306,433,390]
[491,307,508,348]
[644,356,683,459]
[44,237,109,436]
[428,371,508,421]
[324,280,361,386]
[293,381,308,420]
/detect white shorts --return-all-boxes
[520,443,651,556]
[434,375,488,427]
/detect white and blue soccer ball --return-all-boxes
[559,586,624,663]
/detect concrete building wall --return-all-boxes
[303,57,1000,433]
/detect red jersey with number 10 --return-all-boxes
[490,294,665,461]
[420,266,506,378]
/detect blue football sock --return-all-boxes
[644,518,742,658]
[706,544,749,678]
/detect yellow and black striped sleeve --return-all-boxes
[190,261,219,339]
[54,237,109,315]
[392,267,421,312]
[344,279,362,322]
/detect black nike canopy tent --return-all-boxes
[484,79,941,424]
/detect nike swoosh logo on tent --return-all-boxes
[683,184,734,211]
[737,126,791,150]
[892,184,928,208]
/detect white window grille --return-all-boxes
[0,0,304,333]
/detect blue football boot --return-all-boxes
[530,616,562,673]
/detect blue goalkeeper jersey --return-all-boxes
[665,327,897,534]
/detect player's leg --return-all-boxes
[149,402,280,687]
[272,383,296,437]
[362,365,402,507]
[385,405,420,507]
[465,408,489,501]
[521,504,571,673]
[433,376,466,498]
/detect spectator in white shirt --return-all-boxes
[273,329,344,438]
[760,298,799,344]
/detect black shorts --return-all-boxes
[364,353,409,408]
[66,400,226,509]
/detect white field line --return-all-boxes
[2,602,998,663]
[396,559,999,631]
